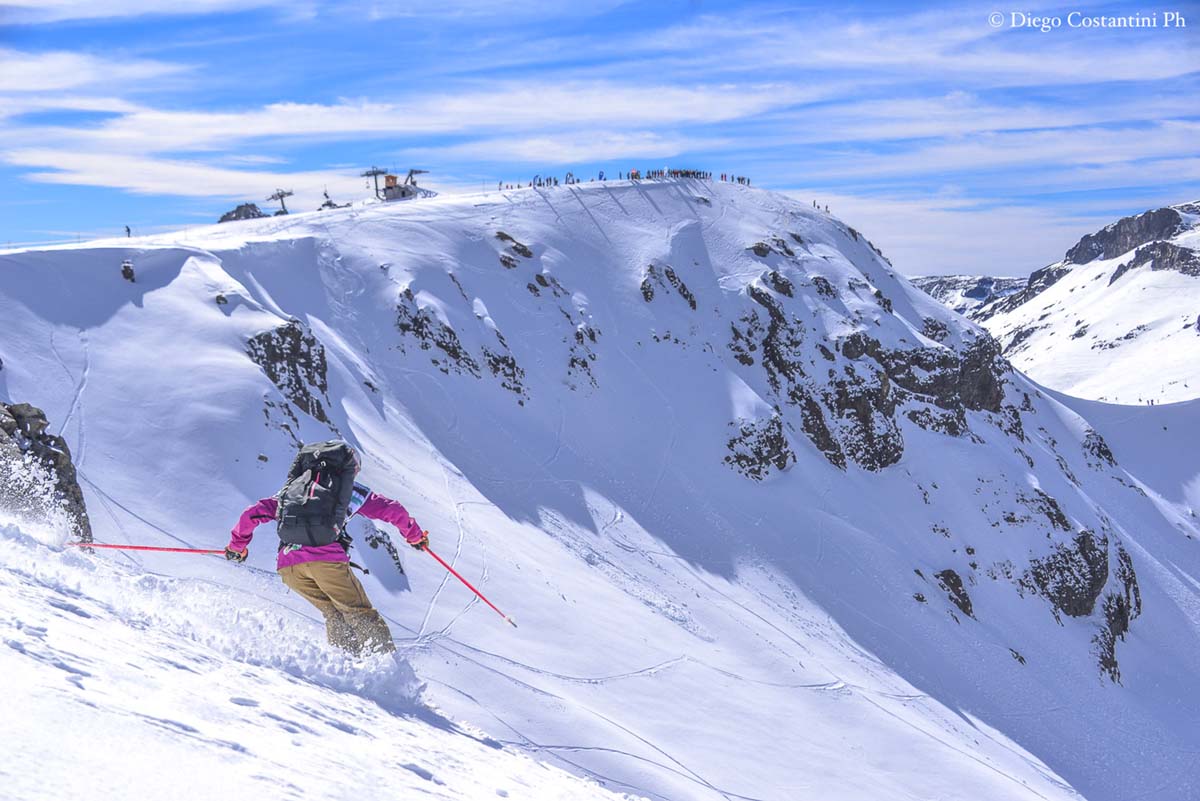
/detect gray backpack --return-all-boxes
[276,441,360,546]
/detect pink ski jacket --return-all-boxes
[228,491,424,570]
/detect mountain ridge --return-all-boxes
[913,201,1200,404]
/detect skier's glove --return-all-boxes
[225,547,248,563]
[408,531,429,551]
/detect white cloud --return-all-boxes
[625,7,1198,85]
[0,48,184,93]
[405,131,726,165]
[6,148,343,198]
[77,82,800,152]
[787,121,1200,186]
[1,148,483,211]
[759,92,1200,147]
[357,0,628,21]
[0,94,142,121]
[0,81,804,166]
[0,0,627,24]
[0,0,298,24]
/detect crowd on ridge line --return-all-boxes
[496,168,753,191]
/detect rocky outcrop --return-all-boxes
[764,270,794,298]
[396,288,481,377]
[218,203,268,224]
[921,317,950,343]
[566,322,600,390]
[828,365,903,471]
[1108,241,1200,285]
[0,403,92,541]
[246,321,331,424]
[1026,529,1108,620]
[482,331,528,404]
[748,237,797,259]
[1083,429,1116,468]
[936,569,974,618]
[977,264,1072,321]
[1094,545,1142,683]
[724,271,1017,473]
[724,413,795,480]
[641,264,697,310]
[495,231,533,259]
[1066,207,1187,264]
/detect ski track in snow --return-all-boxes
[418,458,472,639]
[50,329,89,463]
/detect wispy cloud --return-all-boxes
[5,81,804,154]
[0,0,298,24]
[405,131,726,165]
[0,48,185,93]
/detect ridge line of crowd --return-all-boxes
[497,169,752,191]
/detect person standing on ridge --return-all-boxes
[224,440,428,656]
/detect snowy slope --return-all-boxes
[0,521,636,801]
[911,274,1024,316]
[4,181,1200,801]
[975,203,1200,404]
[1044,389,1200,543]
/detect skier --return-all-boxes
[224,440,428,656]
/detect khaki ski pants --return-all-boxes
[279,561,395,656]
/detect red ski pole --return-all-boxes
[67,542,227,555]
[423,544,517,628]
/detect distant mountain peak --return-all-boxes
[917,200,1200,404]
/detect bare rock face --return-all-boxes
[495,231,534,259]
[0,402,92,541]
[1083,429,1116,469]
[1095,545,1142,682]
[936,569,974,618]
[1108,241,1200,285]
[724,413,795,480]
[1026,529,1108,619]
[396,288,481,377]
[720,250,1019,475]
[482,330,528,404]
[247,321,331,423]
[641,264,697,310]
[1066,207,1187,265]
[1014,527,1143,682]
[218,203,268,224]
[977,264,1072,321]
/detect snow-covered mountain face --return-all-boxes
[910,274,1025,316]
[971,203,1200,404]
[4,181,1200,801]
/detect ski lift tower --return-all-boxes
[267,188,293,215]
[381,169,431,201]
[361,166,387,199]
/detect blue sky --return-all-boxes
[0,0,1196,274]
